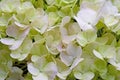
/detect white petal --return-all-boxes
[43,62,57,80]
[10,52,21,59]
[93,50,104,60]
[83,72,95,80]
[61,16,70,26]
[6,23,19,38]
[0,38,15,45]
[66,43,82,57]
[40,25,48,34]
[74,72,82,79]
[14,21,28,29]
[76,33,88,47]
[10,28,30,50]
[32,73,48,80]
[74,72,94,80]
[57,69,71,80]
[62,35,76,44]
[109,59,120,70]
[102,1,118,16]
[27,63,40,76]
[31,55,40,62]
[44,62,57,72]
[77,8,97,24]
[19,28,30,39]
[74,8,96,31]
[18,54,29,61]
[60,52,73,66]
[9,40,23,50]
[70,58,84,70]
[104,16,119,27]
[74,16,93,31]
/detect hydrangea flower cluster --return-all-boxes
[0,0,120,80]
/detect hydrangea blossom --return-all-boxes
[0,0,120,80]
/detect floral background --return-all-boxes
[0,0,120,80]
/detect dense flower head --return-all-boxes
[0,0,120,80]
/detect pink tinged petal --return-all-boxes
[56,43,66,52]
[6,23,30,39]
[19,27,30,39]
[0,38,15,45]
[9,40,23,50]
[6,23,20,38]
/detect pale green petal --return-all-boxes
[10,37,33,60]
[0,0,20,12]
[104,15,119,27]
[0,65,9,80]
[74,72,94,80]
[6,67,24,80]
[77,29,97,46]
[45,0,55,6]
[74,72,82,79]
[45,27,61,55]
[97,45,116,59]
